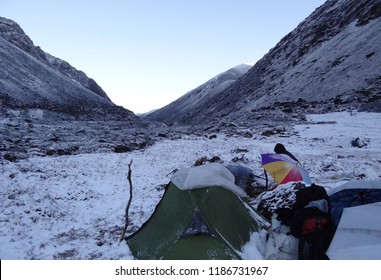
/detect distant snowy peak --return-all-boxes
[217,63,253,74]
[210,63,252,82]
[233,63,254,74]
[144,63,252,123]
[203,63,252,94]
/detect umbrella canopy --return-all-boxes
[261,153,312,185]
[326,202,381,260]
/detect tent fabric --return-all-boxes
[126,164,263,260]
[328,180,381,226]
[328,180,381,195]
[226,164,254,191]
[180,210,215,237]
[171,163,247,197]
[326,202,381,260]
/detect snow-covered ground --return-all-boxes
[1,111,380,260]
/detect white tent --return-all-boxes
[328,180,381,226]
[326,202,381,260]
[328,180,381,196]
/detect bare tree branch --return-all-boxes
[119,160,133,243]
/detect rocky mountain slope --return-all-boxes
[0,17,136,120]
[149,0,381,126]
[0,17,157,160]
[144,64,252,124]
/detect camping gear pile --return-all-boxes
[259,152,381,260]
[125,159,381,260]
[264,180,381,260]
[265,184,334,260]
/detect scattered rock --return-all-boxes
[194,156,223,166]
[351,137,370,148]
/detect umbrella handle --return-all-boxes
[264,170,268,189]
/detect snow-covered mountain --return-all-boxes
[150,0,381,126]
[0,17,136,120]
[144,64,252,124]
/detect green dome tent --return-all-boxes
[126,163,268,260]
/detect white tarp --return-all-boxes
[326,202,381,260]
[171,163,247,197]
[264,217,298,260]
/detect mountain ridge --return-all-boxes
[147,0,381,126]
[144,63,252,123]
[0,17,136,120]
[0,17,109,101]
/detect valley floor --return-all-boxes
[1,111,380,259]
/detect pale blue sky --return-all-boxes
[1,0,326,113]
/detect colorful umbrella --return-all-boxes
[261,153,312,185]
